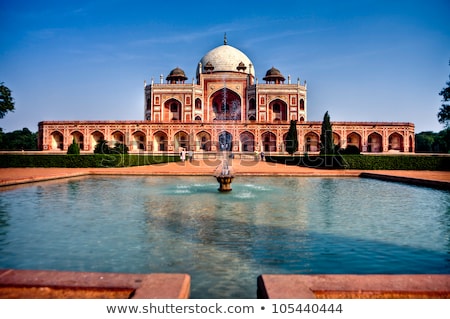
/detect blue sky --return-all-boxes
[1,0,449,133]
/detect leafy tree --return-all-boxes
[0,128,37,150]
[0,82,15,119]
[415,130,450,153]
[320,111,335,155]
[285,120,298,155]
[437,63,450,127]
[67,138,80,155]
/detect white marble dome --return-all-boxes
[198,44,255,77]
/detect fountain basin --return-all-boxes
[216,175,234,192]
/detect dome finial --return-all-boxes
[224,32,227,45]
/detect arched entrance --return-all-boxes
[268,99,287,122]
[51,131,64,150]
[111,131,125,147]
[196,131,211,151]
[174,131,190,151]
[261,131,277,152]
[70,131,84,150]
[367,132,382,152]
[153,131,168,152]
[91,131,104,151]
[132,131,146,151]
[218,131,233,151]
[304,132,319,152]
[346,132,362,151]
[164,98,182,121]
[389,132,404,151]
[211,88,241,121]
[240,131,255,152]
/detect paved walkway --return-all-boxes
[0,159,449,188]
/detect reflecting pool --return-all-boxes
[0,176,449,298]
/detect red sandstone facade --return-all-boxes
[38,38,415,153]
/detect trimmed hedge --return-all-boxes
[0,154,180,168]
[265,154,450,171]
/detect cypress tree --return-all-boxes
[286,120,298,155]
[67,138,80,155]
[320,111,335,155]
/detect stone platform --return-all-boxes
[0,269,190,299]
[257,274,450,299]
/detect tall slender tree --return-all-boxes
[286,120,298,155]
[320,111,335,155]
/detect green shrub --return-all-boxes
[0,154,180,168]
[266,154,450,170]
[67,139,80,155]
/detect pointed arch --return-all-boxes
[153,131,168,152]
[210,88,241,121]
[240,131,255,152]
[389,132,404,151]
[131,131,146,151]
[70,131,84,150]
[346,132,362,151]
[174,130,190,151]
[268,98,287,122]
[367,132,382,152]
[196,131,211,151]
[50,131,64,150]
[261,131,277,152]
[163,98,182,121]
[304,131,319,152]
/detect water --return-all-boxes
[0,176,449,298]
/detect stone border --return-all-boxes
[360,172,450,190]
[0,269,190,299]
[257,274,450,299]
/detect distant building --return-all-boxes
[38,36,415,153]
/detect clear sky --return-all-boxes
[1,0,449,133]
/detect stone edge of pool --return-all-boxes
[257,274,450,299]
[0,269,190,299]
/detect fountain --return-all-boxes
[215,157,234,192]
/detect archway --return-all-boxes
[268,99,287,122]
[50,131,64,150]
[132,131,146,151]
[218,131,233,151]
[261,131,277,152]
[111,131,125,147]
[211,88,241,121]
[389,132,404,151]
[174,131,190,151]
[240,131,255,152]
[367,132,382,152]
[304,132,319,152]
[153,131,168,152]
[91,131,104,151]
[196,131,211,151]
[70,131,84,150]
[164,98,182,121]
[346,132,362,151]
